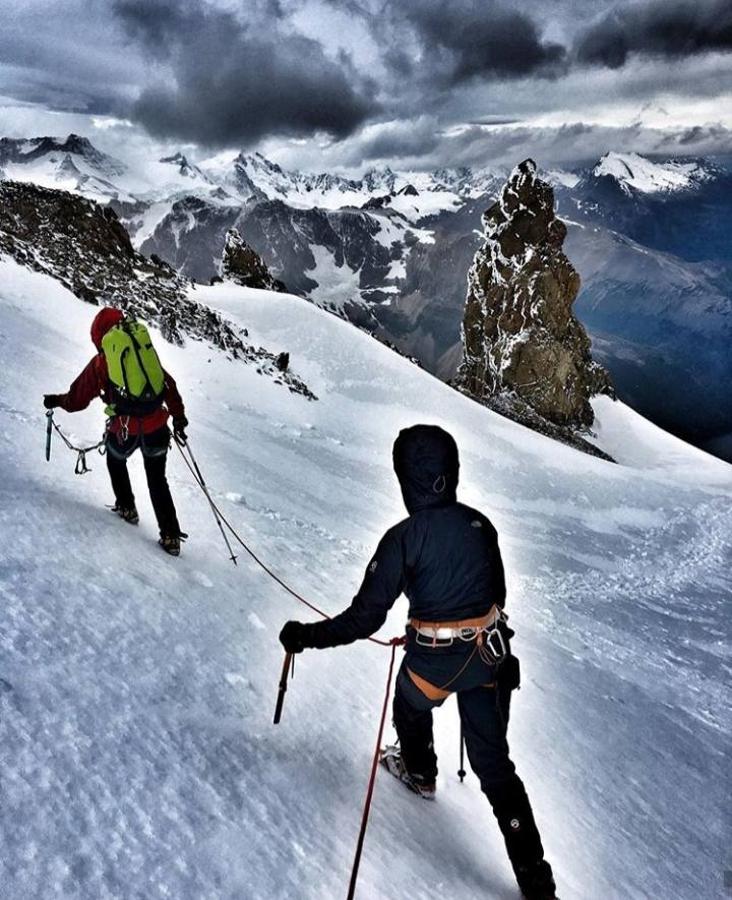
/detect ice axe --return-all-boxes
[458,725,467,783]
[45,410,54,462]
[273,651,295,725]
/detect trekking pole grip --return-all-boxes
[273,651,294,725]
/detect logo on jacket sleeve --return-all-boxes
[369,559,378,574]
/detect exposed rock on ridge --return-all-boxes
[458,159,612,430]
[221,227,285,292]
[0,181,315,399]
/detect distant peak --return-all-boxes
[31,134,97,156]
[64,133,94,151]
[235,151,283,175]
[160,152,188,166]
[593,151,711,194]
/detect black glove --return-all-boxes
[43,394,63,410]
[173,415,189,445]
[279,621,311,654]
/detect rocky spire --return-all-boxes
[221,227,284,291]
[457,159,612,429]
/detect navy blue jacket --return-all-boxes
[305,425,506,649]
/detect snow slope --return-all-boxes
[1,256,730,900]
[593,152,714,194]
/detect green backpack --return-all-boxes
[101,320,166,416]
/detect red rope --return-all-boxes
[346,638,401,900]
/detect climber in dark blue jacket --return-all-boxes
[280,424,556,900]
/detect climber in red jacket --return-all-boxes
[43,307,188,556]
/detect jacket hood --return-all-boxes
[91,307,124,350]
[392,424,459,513]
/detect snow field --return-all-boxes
[1,257,730,899]
[593,152,713,194]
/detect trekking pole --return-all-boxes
[273,652,294,725]
[45,410,54,462]
[458,725,466,783]
[175,437,238,565]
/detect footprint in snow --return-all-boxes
[247,613,266,630]
[192,571,214,588]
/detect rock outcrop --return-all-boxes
[0,181,315,399]
[457,159,612,429]
[221,227,285,291]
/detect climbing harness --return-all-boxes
[411,607,503,648]
[45,411,106,475]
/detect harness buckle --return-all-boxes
[415,629,453,647]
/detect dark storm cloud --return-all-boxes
[2,0,732,166]
[346,118,443,163]
[676,122,731,146]
[0,3,139,115]
[366,120,732,171]
[112,0,378,147]
[400,1,567,83]
[576,0,732,68]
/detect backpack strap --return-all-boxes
[119,346,133,397]
[123,324,155,396]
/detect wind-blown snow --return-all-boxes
[1,255,730,899]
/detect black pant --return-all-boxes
[393,635,553,891]
[106,427,181,538]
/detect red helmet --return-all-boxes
[91,307,124,349]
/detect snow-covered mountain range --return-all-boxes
[1,253,730,899]
[2,134,730,459]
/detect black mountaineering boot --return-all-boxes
[517,860,557,899]
[380,745,436,799]
[112,503,139,525]
[159,533,181,557]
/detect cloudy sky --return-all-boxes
[2,0,731,173]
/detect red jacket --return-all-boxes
[59,353,185,436]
